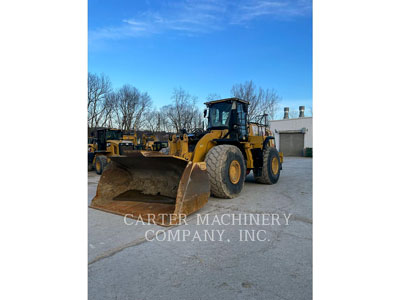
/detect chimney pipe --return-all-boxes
[299,106,305,118]
[284,107,289,119]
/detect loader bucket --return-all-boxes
[89,151,210,226]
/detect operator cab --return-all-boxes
[204,98,249,140]
[96,129,123,151]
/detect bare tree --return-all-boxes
[159,110,174,132]
[100,92,118,128]
[88,73,112,128]
[142,108,172,133]
[134,92,152,130]
[113,85,152,131]
[231,80,281,121]
[206,93,221,101]
[289,110,299,119]
[143,109,161,133]
[163,88,202,133]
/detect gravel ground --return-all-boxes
[88,157,312,300]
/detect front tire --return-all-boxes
[205,145,246,198]
[254,147,281,184]
[95,155,108,175]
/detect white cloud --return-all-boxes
[89,0,311,41]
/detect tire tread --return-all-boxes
[254,148,279,184]
[205,145,244,198]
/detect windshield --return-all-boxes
[106,130,122,140]
[207,102,231,129]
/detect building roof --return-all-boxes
[269,116,312,122]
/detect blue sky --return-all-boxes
[89,0,312,116]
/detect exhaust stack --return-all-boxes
[299,106,305,118]
[284,107,289,119]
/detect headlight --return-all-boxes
[106,142,110,147]
[88,147,92,152]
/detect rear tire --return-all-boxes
[205,145,246,198]
[95,155,108,175]
[254,147,281,184]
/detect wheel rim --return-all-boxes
[96,160,101,172]
[229,160,241,184]
[271,157,279,175]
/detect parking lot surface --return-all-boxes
[88,157,312,300]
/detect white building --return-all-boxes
[269,106,313,156]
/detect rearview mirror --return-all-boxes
[203,109,207,118]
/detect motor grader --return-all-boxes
[89,128,135,175]
[90,98,282,226]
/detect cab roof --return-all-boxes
[204,97,249,106]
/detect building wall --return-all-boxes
[269,117,313,151]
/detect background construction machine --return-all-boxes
[136,133,168,151]
[91,98,282,225]
[152,141,169,152]
[88,136,96,151]
[122,132,138,147]
[137,133,156,150]
[89,128,135,175]
[88,136,97,171]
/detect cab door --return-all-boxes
[97,130,107,151]
[236,102,248,140]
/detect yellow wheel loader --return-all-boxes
[88,137,97,151]
[141,133,157,151]
[90,98,283,226]
[90,129,135,175]
[152,141,169,152]
[88,137,97,171]
[123,132,138,147]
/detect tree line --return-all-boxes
[88,72,281,133]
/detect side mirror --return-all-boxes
[243,104,248,113]
[203,109,207,118]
